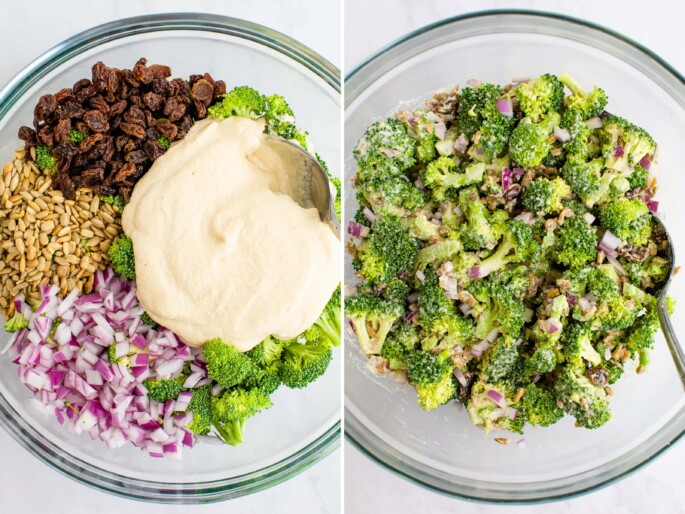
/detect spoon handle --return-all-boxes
[658,296,685,390]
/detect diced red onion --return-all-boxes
[647,200,659,213]
[606,254,627,275]
[547,318,561,334]
[469,266,483,279]
[466,79,481,87]
[501,167,512,191]
[486,389,506,408]
[363,207,375,224]
[416,270,426,283]
[583,212,596,225]
[513,167,525,176]
[554,126,571,142]
[639,156,652,171]
[347,221,369,238]
[567,293,577,308]
[497,98,513,117]
[586,117,603,129]
[504,406,518,419]
[454,369,468,387]
[403,309,419,324]
[613,144,624,157]
[454,133,469,153]
[514,211,535,225]
[434,123,447,140]
[598,230,624,254]
[459,302,474,316]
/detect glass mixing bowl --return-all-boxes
[0,14,340,503]
[345,10,685,503]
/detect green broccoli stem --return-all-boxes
[214,420,245,446]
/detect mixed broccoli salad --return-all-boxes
[345,74,674,435]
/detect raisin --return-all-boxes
[143,91,164,111]
[18,126,37,145]
[110,100,127,116]
[89,95,110,115]
[83,110,109,133]
[52,172,76,200]
[119,122,146,139]
[113,161,136,182]
[191,79,214,104]
[163,96,186,121]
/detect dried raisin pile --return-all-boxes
[18,58,226,201]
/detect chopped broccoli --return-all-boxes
[203,338,257,388]
[521,384,564,427]
[35,146,57,174]
[108,235,135,280]
[407,348,453,386]
[313,286,342,347]
[278,328,333,388]
[67,129,88,143]
[143,376,185,402]
[598,198,652,246]
[246,336,284,367]
[586,269,619,303]
[600,115,655,172]
[561,159,603,200]
[563,323,601,368]
[508,111,560,168]
[476,219,540,277]
[208,85,266,120]
[4,312,28,333]
[401,109,439,163]
[414,240,463,271]
[415,369,456,410]
[458,186,498,250]
[469,271,527,339]
[186,384,213,436]
[157,135,171,150]
[481,334,522,382]
[555,365,611,429]
[140,312,159,329]
[101,195,126,209]
[521,177,571,215]
[422,157,484,201]
[515,74,565,122]
[354,119,416,179]
[558,74,608,118]
[353,215,419,285]
[345,294,403,355]
[264,94,296,139]
[211,388,272,446]
[358,175,425,214]
[555,215,598,269]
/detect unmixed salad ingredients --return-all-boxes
[2,59,342,456]
[346,73,674,434]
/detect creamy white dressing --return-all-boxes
[122,117,340,351]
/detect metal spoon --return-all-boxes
[261,135,340,238]
[650,214,685,388]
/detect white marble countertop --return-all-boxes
[0,1,340,513]
[344,0,685,512]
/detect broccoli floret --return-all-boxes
[598,198,652,246]
[508,111,560,168]
[157,135,170,150]
[520,384,564,427]
[353,215,419,285]
[203,338,257,388]
[382,279,410,305]
[600,115,656,172]
[67,129,88,143]
[263,94,296,138]
[458,186,498,250]
[563,323,601,368]
[414,240,463,271]
[313,286,341,347]
[186,384,213,436]
[623,292,659,356]
[476,219,540,277]
[478,91,516,158]
[466,379,522,434]
[246,336,284,367]
[354,119,416,179]
[515,74,565,122]
[624,256,670,289]
[401,109,438,163]
[418,267,473,348]
[140,311,160,329]
[415,369,456,410]
[408,214,441,241]
[422,158,485,202]
[554,215,598,269]
[101,195,126,209]
[345,294,404,355]
[469,272,527,339]
[208,85,266,120]
[35,146,57,174]
[358,175,425,214]
[558,74,608,119]
[4,312,28,333]
[559,109,595,165]
[586,269,619,303]
[481,334,522,382]
[627,164,649,190]
[455,86,486,138]
[211,388,272,446]
[108,235,135,280]
[407,348,453,386]
[593,295,642,331]
[278,329,333,388]
[561,159,603,200]
[555,365,611,429]
[521,177,571,215]
[143,376,185,402]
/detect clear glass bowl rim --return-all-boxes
[344,8,685,504]
[0,13,340,504]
